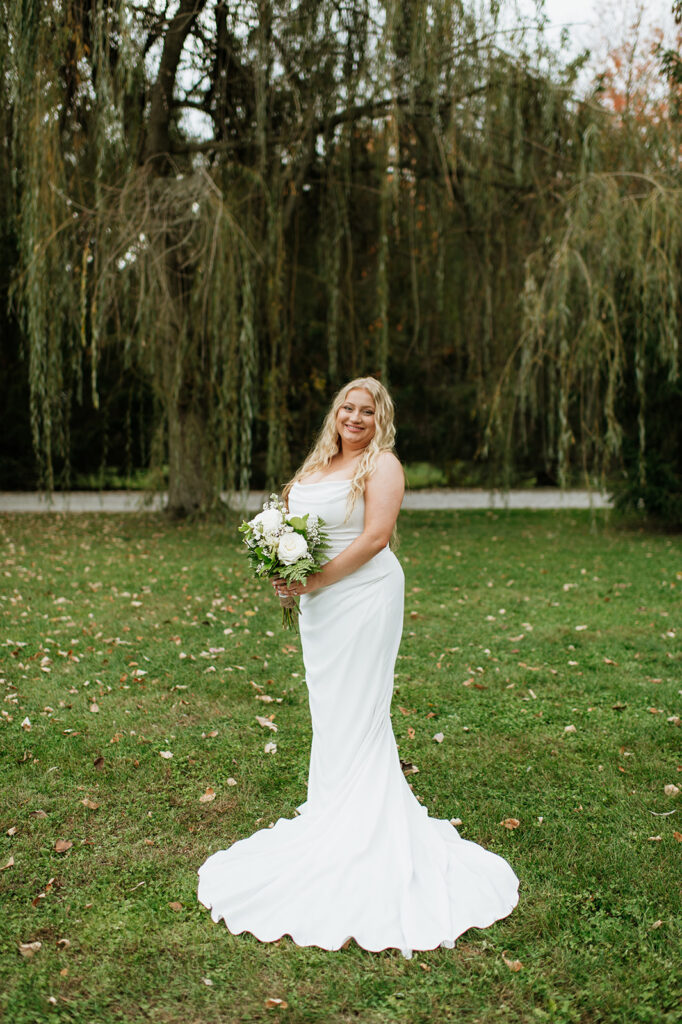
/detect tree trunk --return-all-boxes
[166,399,215,517]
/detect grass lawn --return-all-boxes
[0,509,680,1024]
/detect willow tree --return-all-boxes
[483,12,682,520]
[5,0,589,510]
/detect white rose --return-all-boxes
[277,532,309,565]
[252,508,283,533]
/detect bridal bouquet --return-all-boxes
[239,494,330,629]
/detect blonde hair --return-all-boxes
[282,376,397,515]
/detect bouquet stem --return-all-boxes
[280,594,300,630]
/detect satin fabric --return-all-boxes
[197,479,519,955]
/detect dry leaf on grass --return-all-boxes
[433,732,444,743]
[673,831,682,842]
[168,902,183,912]
[21,717,31,731]
[256,716,278,733]
[264,742,277,754]
[19,941,42,958]
[2,856,14,871]
[664,784,680,797]
[81,798,99,810]
[407,727,416,740]
[226,777,237,787]
[400,760,419,776]
[500,818,520,830]
[564,724,577,734]
[502,951,523,971]
[56,938,70,949]
[265,997,289,1010]
[7,825,17,836]
[159,750,173,759]
[199,787,216,804]
[54,839,72,853]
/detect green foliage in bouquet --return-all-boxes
[238,495,330,628]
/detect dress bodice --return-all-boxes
[289,480,364,560]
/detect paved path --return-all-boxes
[0,488,612,513]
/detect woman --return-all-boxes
[197,377,519,957]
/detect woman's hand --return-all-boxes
[271,574,320,601]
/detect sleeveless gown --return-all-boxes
[197,479,519,956]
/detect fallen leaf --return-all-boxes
[433,732,444,743]
[648,835,663,841]
[159,750,173,759]
[199,787,216,804]
[398,706,415,716]
[450,818,463,826]
[30,809,47,819]
[256,716,278,732]
[502,951,523,971]
[89,703,99,713]
[19,941,42,958]
[2,855,14,870]
[664,784,680,797]
[81,798,99,810]
[7,825,17,836]
[673,832,682,842]
[93,756,104,769]
[168,902,183,912]
[603,657,618,665]
[202,978,213,986]
[400,760,419,775]
[21,717,31,731]
[419,962,431,971]
[407,726,416,739]
[500,818,521,830]
[264,742,277,754]
[650,919,663,929]
[265,997,289,1009]
[612,702,627,711]
[564,724,577,734]
[54,839,73,853]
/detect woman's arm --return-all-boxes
[276,452,404,597]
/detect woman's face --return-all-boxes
[336,388,376,450]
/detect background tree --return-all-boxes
[3,1,681,522]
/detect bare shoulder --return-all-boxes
[366,451,405,494]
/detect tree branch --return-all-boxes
[144,0,209,167]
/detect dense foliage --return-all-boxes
[1,1,680,521]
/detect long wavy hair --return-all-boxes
[282,377,397,517]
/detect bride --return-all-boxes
[197,376,519,957]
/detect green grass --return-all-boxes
[0,510,680,1024]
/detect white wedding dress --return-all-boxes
[197,479,519,956]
